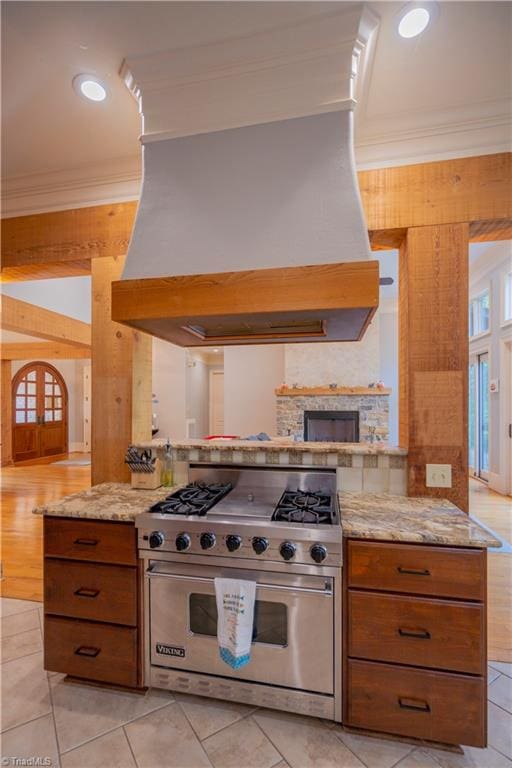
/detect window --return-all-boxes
[504,272,512,323]
[469,291,490,337]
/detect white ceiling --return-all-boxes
[2,1,511,215]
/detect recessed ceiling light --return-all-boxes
[398,6,431,38]
[73,74,107,102]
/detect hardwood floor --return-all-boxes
[469,479,512,663]
[1,461,510,659]
[1,455,90,600]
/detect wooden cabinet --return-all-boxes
[43,516,142,689]
[344,539,487,747]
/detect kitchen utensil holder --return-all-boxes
[130,458,162,489]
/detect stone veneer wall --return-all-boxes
[276,394,390,442]
[165,445,407,494]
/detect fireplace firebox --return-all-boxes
[304,410,359,443]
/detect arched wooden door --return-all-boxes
[12,362,68,463]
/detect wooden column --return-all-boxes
[91,256,152,485]
[1,360,13,466]
[399,223,469,511]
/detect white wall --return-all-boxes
[223,346,285,437]
[1,277,91,322]
[469,240,512,494]
[284,314,380,387]
[11,358,89,449]
[152,339,187,440]
[185,353,210,438]
[379,308,399,446]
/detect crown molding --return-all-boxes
[1,156,141,217]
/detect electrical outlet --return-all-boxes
[426,463,452,488]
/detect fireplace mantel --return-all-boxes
[275,386,391,397]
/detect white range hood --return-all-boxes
[112,4,380,345]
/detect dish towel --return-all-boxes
[214,578,256,670]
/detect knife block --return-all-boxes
[130,458,162,490]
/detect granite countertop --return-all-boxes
[135,438,407,456]
[32,482,181,522]
[339,491,501,549]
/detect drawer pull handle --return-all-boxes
[397,566,430,576]
[73,538,99,547]
[398,697,431,713]
[74,645,101,658]
[398,628,431,640]
[74,587,100,599]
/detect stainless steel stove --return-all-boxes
[137,465,343,722]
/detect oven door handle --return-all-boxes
[145,568,333,596]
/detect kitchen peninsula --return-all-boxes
[34,446,499,749]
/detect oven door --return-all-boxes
[147,561,334,694]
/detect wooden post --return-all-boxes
[1,360,13,466]
[399,223,469,511]
[91,256,152,485]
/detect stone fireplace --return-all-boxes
[276,387,390,442]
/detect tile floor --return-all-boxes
[1,597,511,768]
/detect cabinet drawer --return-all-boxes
[347,660,485,747]
[44,616,138,687]
[348,591,484,675]
[44,517,136,566]
[348,540,485,601]
[45,559,137,626]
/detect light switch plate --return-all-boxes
[426,463,452,488]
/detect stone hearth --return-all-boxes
[276,389,390,442]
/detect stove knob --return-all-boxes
[200,532,216,550]
[252,537,268,555]
[175,533,191,552]
[280,542,296,561]
[149,531,164,549]
[310,544,327,564]
[226,535,242,552]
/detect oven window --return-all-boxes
[189,594,287,646]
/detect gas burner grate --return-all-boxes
[149,481,232,516]
[272,490,334,525]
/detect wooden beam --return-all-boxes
[0,295,91,348]
[399,223,469,511]
[0,261,91,283]
[360,152,511,232]
[2,154,510,275]
[1,360,13,466]
[1,342,91,360]
[91,255,152,485]
[1,202,137,270]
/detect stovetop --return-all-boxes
[149,481,233,517]
[137,466,342,567]
[272,490,334,525]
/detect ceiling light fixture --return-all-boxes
[397,5,432,38]
[73,74,107,102]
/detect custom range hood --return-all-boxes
[112,5,379,345]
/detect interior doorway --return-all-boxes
[12,362,68,463]
[209,370,224,435]
[469,352,489,481]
